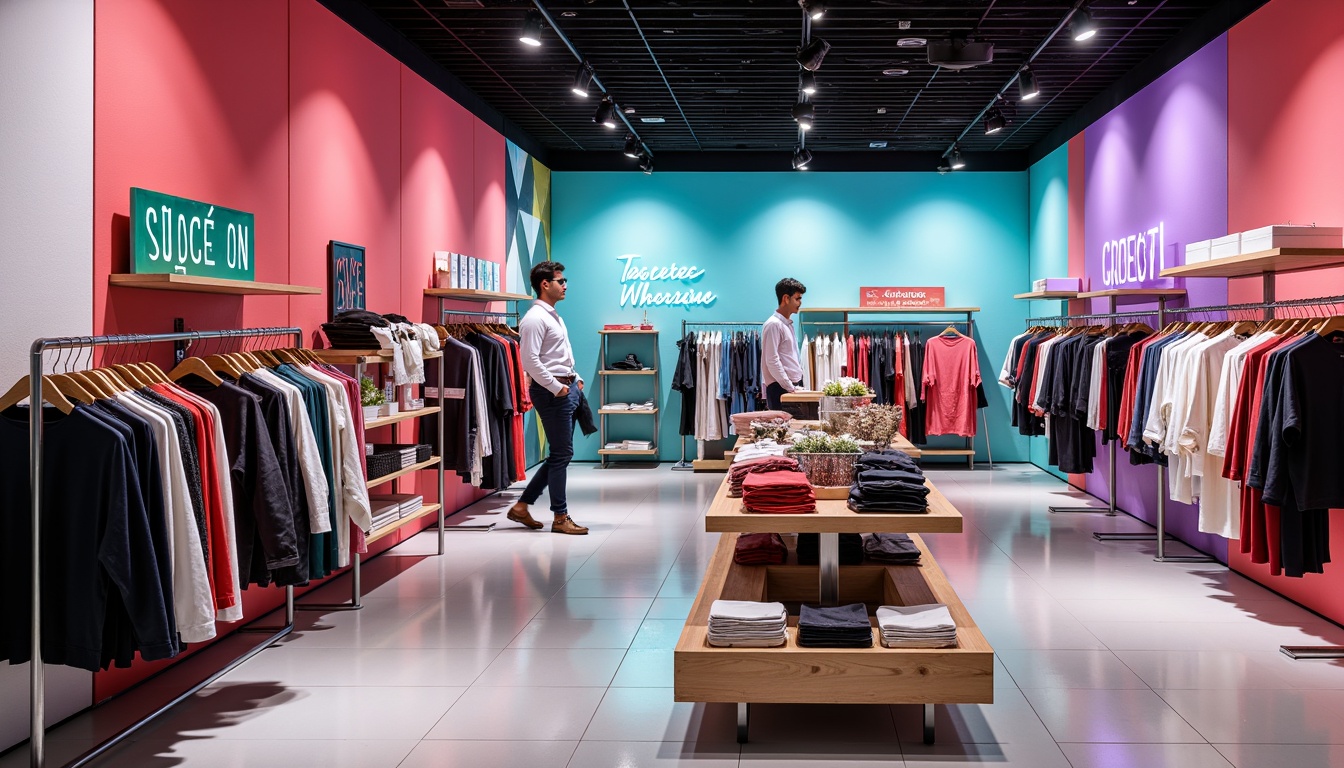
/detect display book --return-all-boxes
[597,323,660,465]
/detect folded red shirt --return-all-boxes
[728,456,801,497]
[742,470,816,514]
[733,532,789,564]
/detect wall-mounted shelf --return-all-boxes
[598,448,659,456]
[366,504,442,546]
[110,273,320,295]
[599,369,657,375]
[599,408,659,415]
[424,287,531,302]
[598,329,660,334]
[367,456,440,488]
[364,406,441,431]
[1160,248,1344,279]
[1013,290,1079,300]
[1076,288,1186,299]
[800,306,981,314]
[313,349,441,365]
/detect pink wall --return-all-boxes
[93,0,505,698]
[1225,0,1344,618]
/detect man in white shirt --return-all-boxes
[509,261,589,535]
[762,277,807,410]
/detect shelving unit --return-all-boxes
[1160,247,1344,279]
[1013,290,1079,300]
[109,272,321,295]
[367,503,443,546]
[364,406,441,431]
[598,329,660,467]
[675,473,992,745]
[424,287,532,302]
[1076,287,1187,300]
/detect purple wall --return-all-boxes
[1082,35,1230,561]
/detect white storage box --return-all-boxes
[1211,234,1242,259]
[1240,225,1343,254]
[1185,240,1212,264]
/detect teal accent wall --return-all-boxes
[1027,145,1070,480]
[552,170,1033,464]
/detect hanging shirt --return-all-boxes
[922,335,981,437]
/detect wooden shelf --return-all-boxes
[424,287,531,302]
[313,349,441,365]
[109,273,320,296]
[705,474,962,534]
[599,408,659,415]
[366,504,442,546]
[364,406,441,430]
[598,448,658,455]
[367,456,439,488]
[692,458,733,471]
[1160,248,1344,279]
[780,391,822,403]
[598,329,660,335]
[599,369,657,375]
[920,448,976,457]
[1014,290,1079,300]
[1076,288,1187,299]
[800,306,980,314]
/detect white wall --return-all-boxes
[0,0,96,752]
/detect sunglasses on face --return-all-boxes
[549,278,568,285]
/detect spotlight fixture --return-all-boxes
[797,38,831,71]
[571,63,594,97]
[519,10,543,47]
[949,147,966,170]
[623,134,642,158]
[638,153,654,175]
[983,108,1006,135]
[800,71,817,95]
[1071,8,1097,41]
[792,146,814,170]
[1018,67,1040,100]
[594,98,618,129]
[791,101,815,131]
[799,0,826,21]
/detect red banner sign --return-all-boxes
[859,286,946,309]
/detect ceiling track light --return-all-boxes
[638,153,653,175]
[983,108,1006,135]
[791,101,815,131]
[594,97,618,129]
[799,0,826,21]
[623,134,642,159]
[792,146,813,170]
[949,147,966,170]
[571,62,594,97]
[1017,67,1040,101]
[519,10,543,47]
[797,37,831,72]
[800,71,817,96]
[1071,7,1097,42]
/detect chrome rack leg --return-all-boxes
[1282,646,1344,660]
[672,436,693,471]
[1152,466,1215,563]
[737,703,750,744]
[923,704,935,745]
[819,532,840,607]
[1052,443,1114,515]
[296,553,364,612]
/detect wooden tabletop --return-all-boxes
[704,472,961,534]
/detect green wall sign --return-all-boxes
[130,187,256,280]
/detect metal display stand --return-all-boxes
[597,330,660,468]
[672,320,762,471]
[20,327,304,768]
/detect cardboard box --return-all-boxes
[1185,240,1212,264]
[1211,233,1242,259]
[1240,225,1343,253]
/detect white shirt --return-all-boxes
[249,368,333,534]
[800,336,813,390]
[1000,332,1030,388]
[761,311,804,391]
[1085,337,1107,431]
[295,365,373,566]
[519,301,579,394]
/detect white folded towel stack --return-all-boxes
[876,604,957,648]
[708,600,788,648]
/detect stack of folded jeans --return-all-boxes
[707,600,788,647]
[876,604,957,648]
[797,603,873,648]
[742,470,816,514]
[728,455,800,497]
[733,533,788,565]
[848,450,929,513]
[796,533,863,565]
[862,533,922,564]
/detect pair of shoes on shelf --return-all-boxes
[628,400,655,411]
[608,354,645,371]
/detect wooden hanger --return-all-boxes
[204,354,245,378]
[0,376,77,414]
[66,370,115,399]
[1315,315,1344,338]
[939,324,966,338]
[168,356,224,385]
[47,373,98,404]
[110,363,151,388]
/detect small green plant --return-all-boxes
[790,433,860,454]
[821,377,873,397]
[821,381,844,396]
[360,376,386,407]
[844,380,870,397]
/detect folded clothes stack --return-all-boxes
[733,533,789,565]
[796,533,863,565]
[847,449,929,513]
[876,604,957,648]
[862,533,922,564]
[734,438,791,463]
[731,410,793,435]
[797,603,873,648]
[742,470,816,514]
[727,455,800,497]
[707,600,788,647]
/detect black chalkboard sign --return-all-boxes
[329,240,366,319]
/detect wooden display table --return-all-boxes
[675,474,993,744]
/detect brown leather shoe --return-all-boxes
[551,515,589,535]
[506,504,544,530]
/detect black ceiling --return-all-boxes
[341,0,1262,170]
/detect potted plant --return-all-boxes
[819,377,875,423]
[786,433,863,488]
[824,403,903,448]
[360,376,385,421]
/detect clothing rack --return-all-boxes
[21,326,304,768]
[672,320,762,471]
[440,308,520,323]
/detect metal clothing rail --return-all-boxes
[23,326,303,768]
[673,320,762,470]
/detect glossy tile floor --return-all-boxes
[12,463,1344,767]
